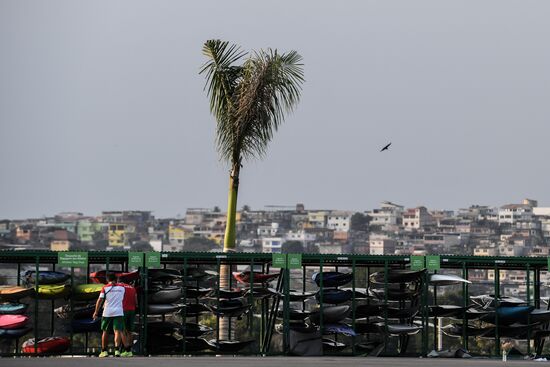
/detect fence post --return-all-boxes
[494,264,500,357]
[461,262,468,350]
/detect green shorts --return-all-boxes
[101,316,125,331]
[123,311,136,332]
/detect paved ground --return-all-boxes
[0,357,546,367]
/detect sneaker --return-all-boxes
[99,351,109,358]
[121,351,133,357]
[114,350,121,357]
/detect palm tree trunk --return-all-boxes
[223,164,239,252]
[219,163,240,340]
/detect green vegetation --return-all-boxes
[130,241,154,252]
[351,212,370,231]
[184,236,218,252]
[281,240,318,253]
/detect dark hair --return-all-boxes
[106,273,117,282]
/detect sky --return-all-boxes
[1,1,549,219]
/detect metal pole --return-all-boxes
[283,256,290,355]
[366,265,370,342]
[50,263,55,337]
[527,264,531,356]
[142,253,149,355]
[249,258,258,355]
[383,260,389,353]
[182,256,187,354]
[433,270,438,352]
[216,258,220,352]
[33,256,39,355]
[16,262,21,354]
[422,268,429,357]
[227,258,232,340]
[494,264,500,357]
[462,262,469,350]
[70,267,74,355]
[334,264,339,351]
[351,259,356,356]
[535,268,540,308]
[263,266,284,354]
[260,262,265,352]
[248,258,254,348]
[319,258,324,355]
[85,259,90,354]
[302,264,306,312]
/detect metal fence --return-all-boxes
[0,250,548,358]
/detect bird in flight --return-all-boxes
[380,142,391,152]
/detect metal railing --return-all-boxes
[0,250,548,358]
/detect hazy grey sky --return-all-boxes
[1,1,549,219]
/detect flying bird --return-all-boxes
[380,142,391,152]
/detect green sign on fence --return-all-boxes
[410,255,425,270]
[426,255,441,271]
[58,252,88,268]
[128,252,144,268]
[547,257,550,271]
[145,252,161,269]
[288,254,302,269]
[272,253,286,268]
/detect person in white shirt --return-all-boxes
[93,273,126,357]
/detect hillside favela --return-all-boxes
[2,198,549,299]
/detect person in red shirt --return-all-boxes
[116,280,137,357]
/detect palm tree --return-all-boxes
[200,40,304,338]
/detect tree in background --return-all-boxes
[351,212,370,232]
[184,237,218,252]
[130,241,154,252]
[281,240,304,253]
[282,240,319,254]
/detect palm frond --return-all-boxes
[200,40,247,161]
[200,40,304,164]
[200,40,246,123]
[234,49,304,161]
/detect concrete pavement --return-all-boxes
[0,357,544,367]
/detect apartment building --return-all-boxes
[403,207,435,230]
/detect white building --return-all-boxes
[307,211,329,228]
[237,239,256,253]
[539,217,550,243]
[261,237,284,253]
[367,201,403,229]
[531,246,549,257]
[403,207,435,230]
[327,211,352,232]
[369,234,397,255]
[284,230,316,244]
[161,240,182,252]
[257,222,280,237]
[317,242,343,254]
[474,245,498,256]
[533,207,550,217]
[498,204,534,225]
[498,242,525,257]
[184,208,209,225]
